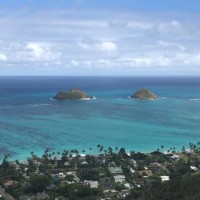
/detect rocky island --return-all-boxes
[131,88,158,100]
[53,87,92,100]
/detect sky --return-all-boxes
[0,0,200,76]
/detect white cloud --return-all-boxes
[171,20,181,27]
[70,60,79,66]
[0,53,7,61]
[98,41,117,52]
[130,57,152,66]
[127,22,153,30]
[78,40,117,53]
[78,42,91,50]
[158,40,185,51]
[26,43,45,60]
[26,42,60,62]
[158,20,182,33]
[0,9,200,75]
[9,42,21,50]
[158,56,170,66]
[176,53,200,65]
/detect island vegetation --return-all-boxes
[1,142,200,199]
[53,87,92,100]
[131,88,158,100]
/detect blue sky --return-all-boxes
[0,0,200,75]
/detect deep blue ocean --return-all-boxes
[1,76,200,161]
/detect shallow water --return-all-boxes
[0,76,200,160]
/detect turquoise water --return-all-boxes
[0,76,200,160]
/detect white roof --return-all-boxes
[161,176,170,182]
[124,183,131,189]
[190,166,199,171]
[114,175,126,183]
[130,168,135,173]
[171,155,180,159]
[84,180,98,188]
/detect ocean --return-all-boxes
[0,76,200,161]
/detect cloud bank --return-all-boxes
[0,7,200,75]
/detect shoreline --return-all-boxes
[1,141,196,163]
[1,140,200,200]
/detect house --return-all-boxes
[3,180,16,187]
[58,172,66,178]
[160,176,170,182]
[108,167,123,175]
[133,178,145,187]
[124,183,132,189]
[55,196,68,200]
[36,192,49,199]
[139,169,153,177]
[190,166,199,171]
[171,155,180,161]
[130,159,137,167]
[114,175,126,183]
[84,180,98,188]
[129,167,135,174]
[99,177,114,189]
[81,161,88,165]
[64,161,70,167]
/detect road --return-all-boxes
[0,186,15,200]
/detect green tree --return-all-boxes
[25,175,50,193]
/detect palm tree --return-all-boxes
[100,145,104,153]
[75,150,79,156]
[108,147,113,154]
[182,146,185,152]
[97,144,101,152]
[45,148,49,155]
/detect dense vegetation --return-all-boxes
[126,172,200,200]
[0,141,200,199]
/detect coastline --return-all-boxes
[1,141,197,163]
[1,140,200,200]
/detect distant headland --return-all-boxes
[53,87,92,100]
[130,88,158,100]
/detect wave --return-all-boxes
[81,96,97,100]
[50,96,97,101]
[30,103,51,107]
[80,98,91,101]
[189,98,200,101]
[128,96,166,101]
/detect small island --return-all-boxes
[130,88,158,100]
[53,87,92,100]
